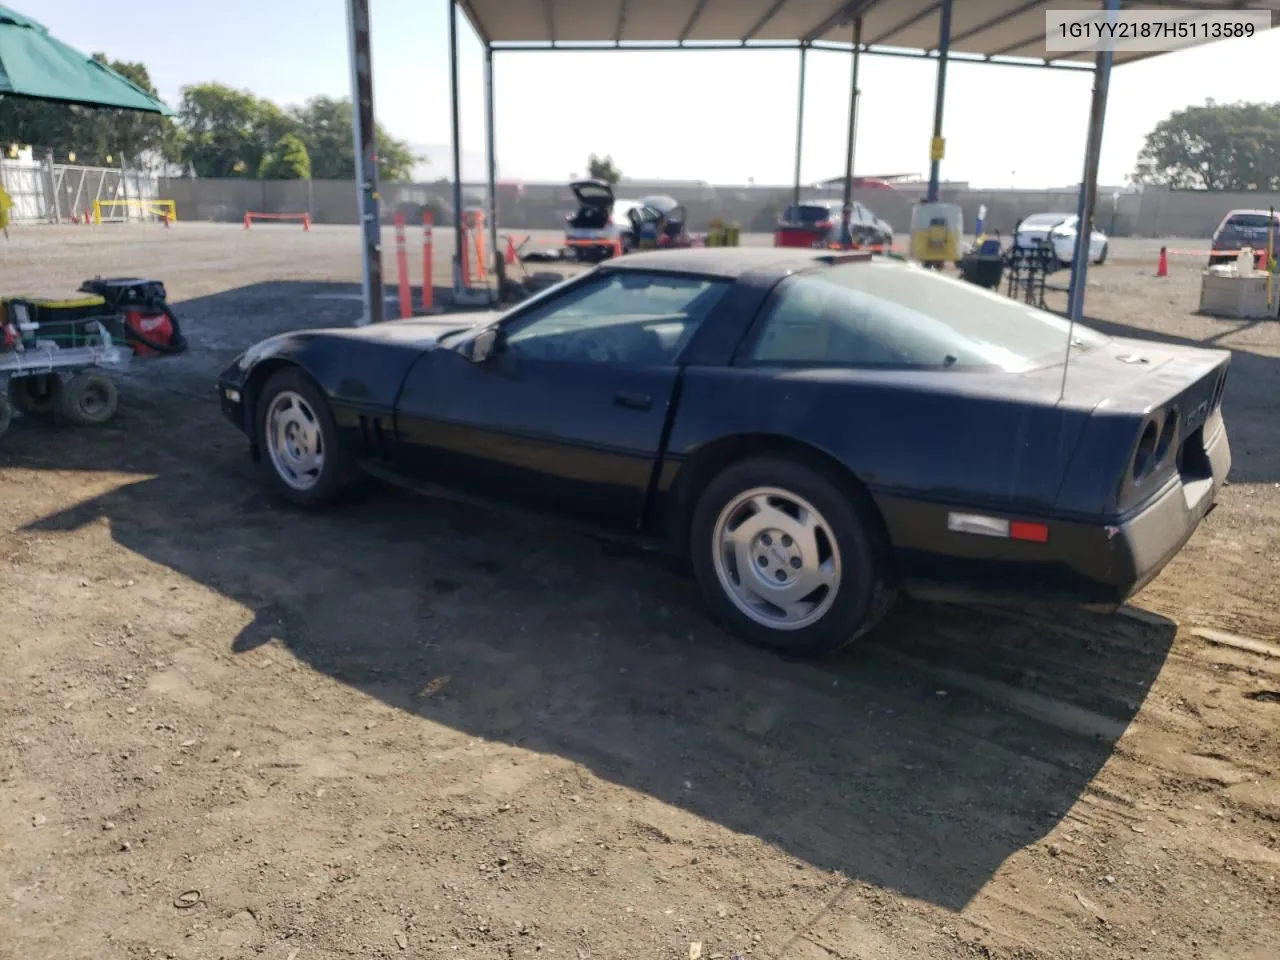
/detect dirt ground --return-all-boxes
[1,223,1278,960]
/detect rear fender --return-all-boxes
[1055,351,1230,518]
[662,368,1093,519]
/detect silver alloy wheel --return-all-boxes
[711,486,842,631]
[265,389,326,491]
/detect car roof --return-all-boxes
[599,247,856,279]
[1225,208,1279,218]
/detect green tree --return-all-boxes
[587,153,621,184]
[177,82,276,177]
[288,96,418,181]
[258,132,311,179]
[1132,99,1280,191]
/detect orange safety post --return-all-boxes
[473,211,488,283]
[162,212,170,229]
[83,207,92,226]
[458,215,471,289]
[394,212,411,319]
[303,213,311,231]
[244,212,251,230]
[1156,246,1168,278]
[505,236,517,265]
[422,211,435,311]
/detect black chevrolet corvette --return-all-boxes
[217,248,1231,656]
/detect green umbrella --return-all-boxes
[0,4,173,114]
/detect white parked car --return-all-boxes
[1013,212,1108,266]
[563,179,649,263]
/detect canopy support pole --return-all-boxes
[449,0,466,296]
[346,0,382,325]
[484,44,503,300]
[926,0,953,204]
[1066,0,1119,329]
[840,18,863,248]
[792,44,808,207]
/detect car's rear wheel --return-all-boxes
[690,457,894,657]
[257,367,351,509]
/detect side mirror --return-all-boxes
[469,326,501,363]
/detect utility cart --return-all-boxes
[0,278,187,439]
[0,295,134,438]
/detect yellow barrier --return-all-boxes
[93,198,177,224]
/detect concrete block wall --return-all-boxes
[153,177,1280,240]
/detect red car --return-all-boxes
[775,200,893,250]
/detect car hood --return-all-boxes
[222,313,498,381]
[321,313,493,344]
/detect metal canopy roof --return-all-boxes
[463,0,1279,67]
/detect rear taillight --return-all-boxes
[1132,419,1160,482]
[1155,409,1179,463]
[1212,367,1228,409]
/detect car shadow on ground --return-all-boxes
[5,282,1183,914]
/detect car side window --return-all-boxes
[501,271,732,366]
[742,272,939,367]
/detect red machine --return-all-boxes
[78,277,186,356]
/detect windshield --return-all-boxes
[1021,213,1074,228]
[781,204,835,225]
[745,259,1108,372]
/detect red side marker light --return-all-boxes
[1010,521,1050,543]
[947,512,1049,544]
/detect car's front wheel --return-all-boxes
[1094,242,1108,265]
[690,457,894,657]
[257,367,351,509]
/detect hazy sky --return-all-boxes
[34,0,1280,187]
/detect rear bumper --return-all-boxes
[883,419,1231,608]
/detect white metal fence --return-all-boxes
[0,157,159,223]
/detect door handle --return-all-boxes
[614,391,652,411]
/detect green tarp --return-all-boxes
[0,4,172,114]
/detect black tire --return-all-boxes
[8,374,62,416]
[689,457,895,658]
[255,367,353,509]
[57,372,119,426]
[0,392,11,438]
[1094,243,1108,266]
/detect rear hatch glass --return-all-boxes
[1226,214,1276,230]
[780,204,834,228]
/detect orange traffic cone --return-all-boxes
[505,236,517,265]
[1156,246,1168,277]
[612,237,624,258]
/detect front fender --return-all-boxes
[218,331,430,463]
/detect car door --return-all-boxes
[395,268,733,532]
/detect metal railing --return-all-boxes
[0,153,159,224]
